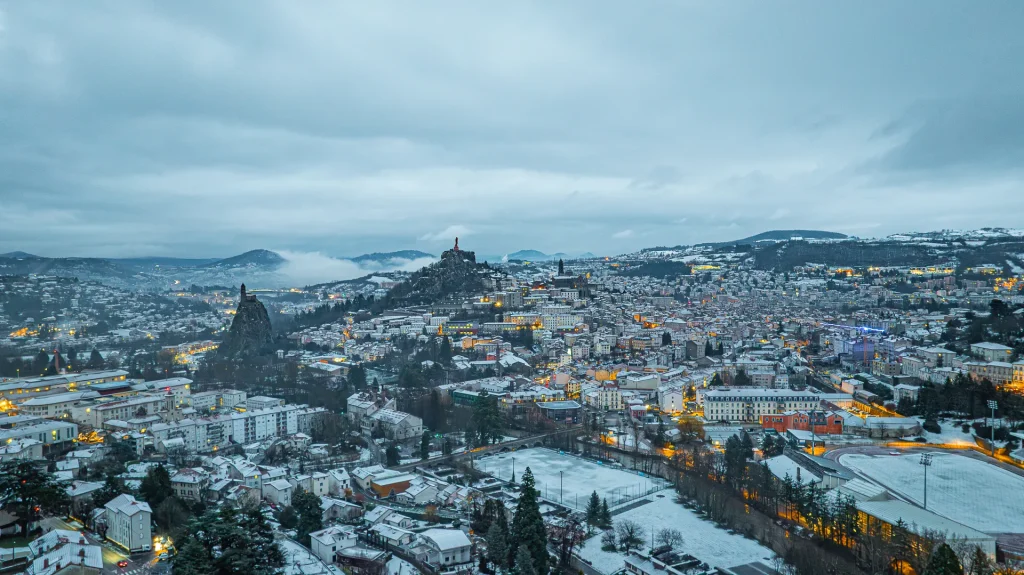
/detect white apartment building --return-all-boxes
[104,494,152,553]
[703,388,821,423]
[966,361,1014,385]
[971,342,1014,362]
[597,384,623,411]
[74,395,167,428]
[149,404,325,454]
[19,391,99,418]
[246,396,285,410]
[658,384,686,413]
[0,420,78,448]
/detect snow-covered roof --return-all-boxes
[856,500,993,542]
[104,493,152,516]
[838,479,888,501]
[419,528,471,551]
[267,479,293,491]
[66,481,103,498]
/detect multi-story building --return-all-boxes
[363,409,423,441]
[917,347,954,368]
[19,392,99,418]
[702,388,821,423]
[104,494,152,553]
[170,468,210,501]
[966,361,1014,385]
[597,384,623,411]
[971,342,1014,362]
[761,410,844,435]
[0,420,78,453]
[149,404,325,453]
[73,395,167,428]
[246,396,285,410]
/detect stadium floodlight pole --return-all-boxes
[988,400,998,456]
[920,453,933,510]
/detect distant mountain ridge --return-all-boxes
[348,250,433,263]
[700,229,848,247]
[204,249,285,268]
[0,247,436,289]
[506,249,570,261]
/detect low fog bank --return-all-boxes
[273,250,437,286]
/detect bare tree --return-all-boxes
[601,529,617,551]
[616,519,646,553]
[656,527,684,549]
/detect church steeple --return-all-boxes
[558,258,564,275]
[240,283,247,300]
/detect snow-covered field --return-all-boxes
[840,452,1024,533]
[578,491,776,574]
[474,448,668,510]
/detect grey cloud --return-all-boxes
[1,1,1024,257]
[870,97,1024,175]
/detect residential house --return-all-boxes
[170,468,209,502]
[309,525,358,563]
[264,479,294,507]
[417,529,472,568]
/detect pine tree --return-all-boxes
[348,365,367,389]
[386,444,400,466]
[172,538,215,575]
[239,503,285,575]
[33,349,49,375]
[87,348,105,369]
[292,489,323,545]
[585,491,601,530]
[93,475,127,508]
[924,543,963,575]
[0,461,71,536]
[599,498,612,528]
[139,465,172,507]
[486,521,509,572]
[420,431,431,460]
[439,337,453,364]
[662,332,672,346]
[513,544,537,575]
[509,468,548,575]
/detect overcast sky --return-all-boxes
[2,1,1023,258]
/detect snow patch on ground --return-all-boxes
[839,452,1024,533]
[917,419,977,446]
[577,491,776,574]
[474,448,668,511]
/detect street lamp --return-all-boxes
[559,470,563,503]
[987,400,998,456]
[920,453,933,510]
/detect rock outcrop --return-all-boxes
[219,284,273,357]
[383,238,490,306]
